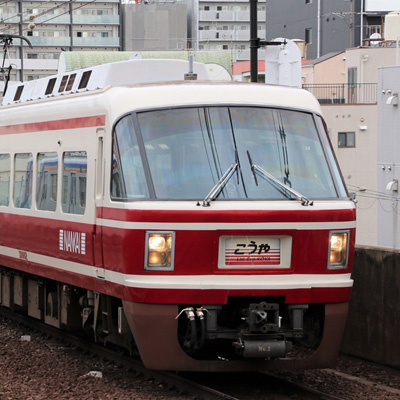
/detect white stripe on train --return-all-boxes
[0,245,353,291]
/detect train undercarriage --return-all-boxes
[0,266,347,371]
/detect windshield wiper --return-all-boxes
[247,151,313,206]
[200,162,238,207]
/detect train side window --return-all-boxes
[0,154,10,206]
[37,152,58,212]
[62,151,87,215]
[58,75,68,93]
[78,71,92,89]
[14,153,33,209]
[45,78,57,95]
[66,73,76,91]
[111,115,149,200]
[14,85,24,101]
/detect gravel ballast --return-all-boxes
[1,315,400,400]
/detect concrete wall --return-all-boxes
[323,104,378,246]
[266,0,359,59]
[346,47,397,84]
[302,52,346,85]
[122,3,188,51]
[341,246,400,368]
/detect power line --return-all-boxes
[0,0,99,35]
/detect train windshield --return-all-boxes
[112,107,347,201]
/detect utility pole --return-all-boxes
[249,0,285,83]
[350,0,353,48]
[249,0,258,82]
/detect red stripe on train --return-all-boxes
[0,115,106,135]
[99,207,356,224]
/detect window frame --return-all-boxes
[338,132,356,148]
[110,106,348,202]
[0,154,11,207]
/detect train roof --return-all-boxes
[0,58,322,118]
[0,58,210,106]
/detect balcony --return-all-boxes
[302,83,377,105]
[72,37,120,47]
[199,29,250,41]
[199,10,265,22]
[24,37,72,46]
[72,15,120,24]
[200,11,234,21]
[33,14,71,24]
[0,13,20,24]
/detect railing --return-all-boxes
[302,83,377,105]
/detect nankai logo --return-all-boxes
[59,229,86,255]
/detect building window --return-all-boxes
[305,28,312,44]
[338,132,355,148]
[217,6,222,10]
[348,67,357,86]
[204,6,209,10]
[222,45,228,50]
[306,0,312,3]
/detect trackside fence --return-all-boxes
[341,245,400,368]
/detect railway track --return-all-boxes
[182,370,348,400]
[0,306,355,400]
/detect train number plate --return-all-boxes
[224,236,281,266]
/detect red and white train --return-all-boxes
[0,57,355,371]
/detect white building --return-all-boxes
[377,65,400,249]
[197,0,266,61]
[0,0,121,86]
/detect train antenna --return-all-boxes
[184,51,197,81]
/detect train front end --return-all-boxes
[104,82,355,371]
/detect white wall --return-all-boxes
[323,104,378,246]
[377,66,400,249]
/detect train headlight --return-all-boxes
[328,231,349,269]
[145,231,175,270]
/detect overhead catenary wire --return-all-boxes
[347,183,399,202]
[0,0,71,26]
[0,0,99,36]
[0,0,73,33]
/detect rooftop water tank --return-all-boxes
[384,11,400,41]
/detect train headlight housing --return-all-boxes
[328,231,349,269]
[145,231,175,270]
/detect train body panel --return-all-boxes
[0,59,355,370]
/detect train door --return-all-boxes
[94,129,105,280]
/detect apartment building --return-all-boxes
[0,0,121,84]
[197,0,266,61]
